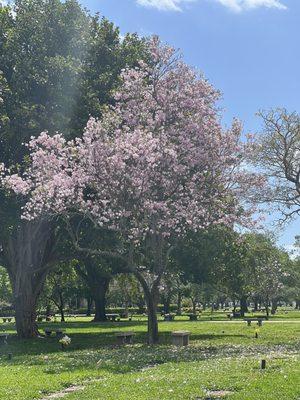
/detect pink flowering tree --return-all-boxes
[2,37,261,343]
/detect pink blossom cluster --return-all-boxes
[2,37,262,244]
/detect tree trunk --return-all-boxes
[265,299,270,318]
[46,304,51,318]
[192,299,197,314]
[135,271,160,344]
[271,299,278,315]
[254,299,258,311]
[91,277,110,322]
[58,292,65,322]
[3,220,55,338]
[240,296,248,317]
[86,297,93,316]
[266,305,269,317]
[163,295,171,314]
[76,259,111,322]
[177,292,182,316]
[15,290,39,338]
[124,301,129,318]
[146,294,159,344]
[295,299,300,310]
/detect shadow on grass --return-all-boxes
[1,325,247,363]
[2,332,235,376]
[1,321,295,377]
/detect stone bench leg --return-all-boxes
[125,336,133,344]
[116,336,124,345]
[172,335,189,346]
[182,335,189,346]
[258,320,263,327]
[117,335,133,345]
[247,321,251,326]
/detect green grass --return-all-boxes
[0,310,299,399]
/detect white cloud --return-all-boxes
[216,0,287,12]
[136,0,195,12]
[136,0,287,12]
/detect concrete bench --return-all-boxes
[187,314,198,321]
[106,314,120,322]
[0,333,9,344]
[44,328,66,337]
[252,315,268,320]
[171,331,190,346]
[244,318,265,327]
[164,313,175,321]
[115,331,134,345]
[228,312,242,320]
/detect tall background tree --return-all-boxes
[0,0,145,338]
[252,109,300,221]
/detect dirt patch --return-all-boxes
[208,390,234,396]
[197,390,234,399]
[42,385,85,399]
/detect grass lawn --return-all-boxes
[0,310,299,399]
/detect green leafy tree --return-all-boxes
[108,273,144,315]
[0,0,145,338]
[173,227,250,314]
[44,261,79,322]
[245,233,291,316]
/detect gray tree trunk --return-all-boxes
[135,271,160,344]
[3,220,55,338]
[91,277,110,322]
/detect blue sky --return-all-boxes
[81,0,299,251]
